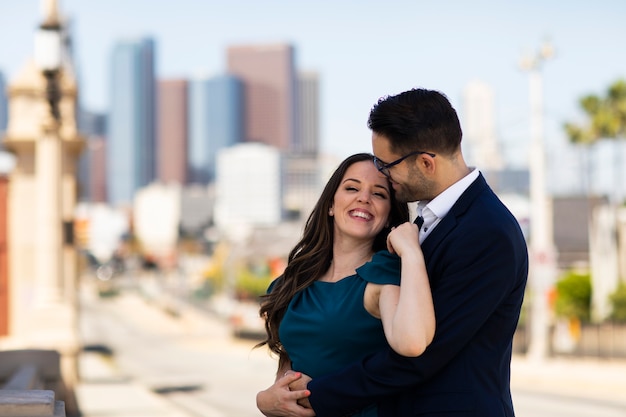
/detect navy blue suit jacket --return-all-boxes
[308,173,529,417]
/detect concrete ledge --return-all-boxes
[0,389,64,416]
[0,350,60,382]
[2,365,42,390]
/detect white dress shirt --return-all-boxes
[416,168,479,244]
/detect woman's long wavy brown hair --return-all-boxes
[255,153,409,364]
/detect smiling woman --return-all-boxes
[255,153,435,417]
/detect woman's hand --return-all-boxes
[386,221,421,257]
[257,371,316,417]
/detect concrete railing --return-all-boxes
[0,350,66,417]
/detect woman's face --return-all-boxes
[330,160,392,244]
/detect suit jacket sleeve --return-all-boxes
[307,185,528,416]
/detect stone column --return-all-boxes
[34,112,63,306]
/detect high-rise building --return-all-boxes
[188,74,243,184]
[158,79,188,184]
[107,37,156,206]
[88,137,107,203]
[462,80,503,171]
[0,71,7,138]
[78,110,107,202]
[180,184,214,238]
[188,76,211,184]
[206,74,243,179]
[227,44,296,151]
[295,71,319,156]
[282,154,322,220]
[214,143,283,231]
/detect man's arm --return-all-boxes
[306,224,526,416]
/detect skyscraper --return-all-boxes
[77,110,107,202]
[206,74,243,179]
[214,143,283,230]
[0,71,7,138]
[158,79,188,184]
[462,80,503,171]
[295,71,319,156]
[107,37,156,206]
[227,44,296,150]
[188,74,243,184]
[188,76,211,184]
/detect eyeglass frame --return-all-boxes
[373,150,436,177]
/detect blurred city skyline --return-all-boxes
[1,0,626,168]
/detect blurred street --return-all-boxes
[77,275,275,417]
[76,276,626,417]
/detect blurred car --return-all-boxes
[230,299,265,339]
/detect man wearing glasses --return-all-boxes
[267,88,528,417]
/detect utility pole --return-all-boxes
[520,41,558,362]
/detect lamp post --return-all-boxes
[520,41,558,361]
[33,12,64,305]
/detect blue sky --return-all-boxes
[2,0,626,166]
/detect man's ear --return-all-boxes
[420,153,436,174]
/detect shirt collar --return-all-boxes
[419,167,479,220]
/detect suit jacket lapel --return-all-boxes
[420,173,489,259]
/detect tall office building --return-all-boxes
[188,74,243,184]
[158,79,188,184]
[295,71,319,155]
[107,37,156,206]
[214,143,283,231]
[77,110,107,202]
[462,80,503,171]
[0,71,7,138]
[206,74,243,179]
[188,76,210,184]
[227,44,296,150]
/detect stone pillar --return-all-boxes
[35,113,63,306]
[1,60,84,417]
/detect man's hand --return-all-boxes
[257,371,316,417]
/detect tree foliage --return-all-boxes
[609,282,626,323]
[554,270,592,322]
[564,79,626,144]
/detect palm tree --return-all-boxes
[564,79,626,203]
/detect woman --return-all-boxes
[256,153,435,417]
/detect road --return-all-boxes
[78,280,626,417]
[514,390,625,417]
[80,280,276,416]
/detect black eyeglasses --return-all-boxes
[373,150,436,177]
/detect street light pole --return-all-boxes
[520,41,558,362]
[34,12,64,305]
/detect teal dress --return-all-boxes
[278,251,401,417]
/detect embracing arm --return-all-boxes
[379,222,435,357]
[306,222,527,416]
[256,355,316,417]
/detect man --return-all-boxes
[259,88,528,417]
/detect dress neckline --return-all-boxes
[315,274,358,284]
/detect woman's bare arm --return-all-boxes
[379,222,435,356]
